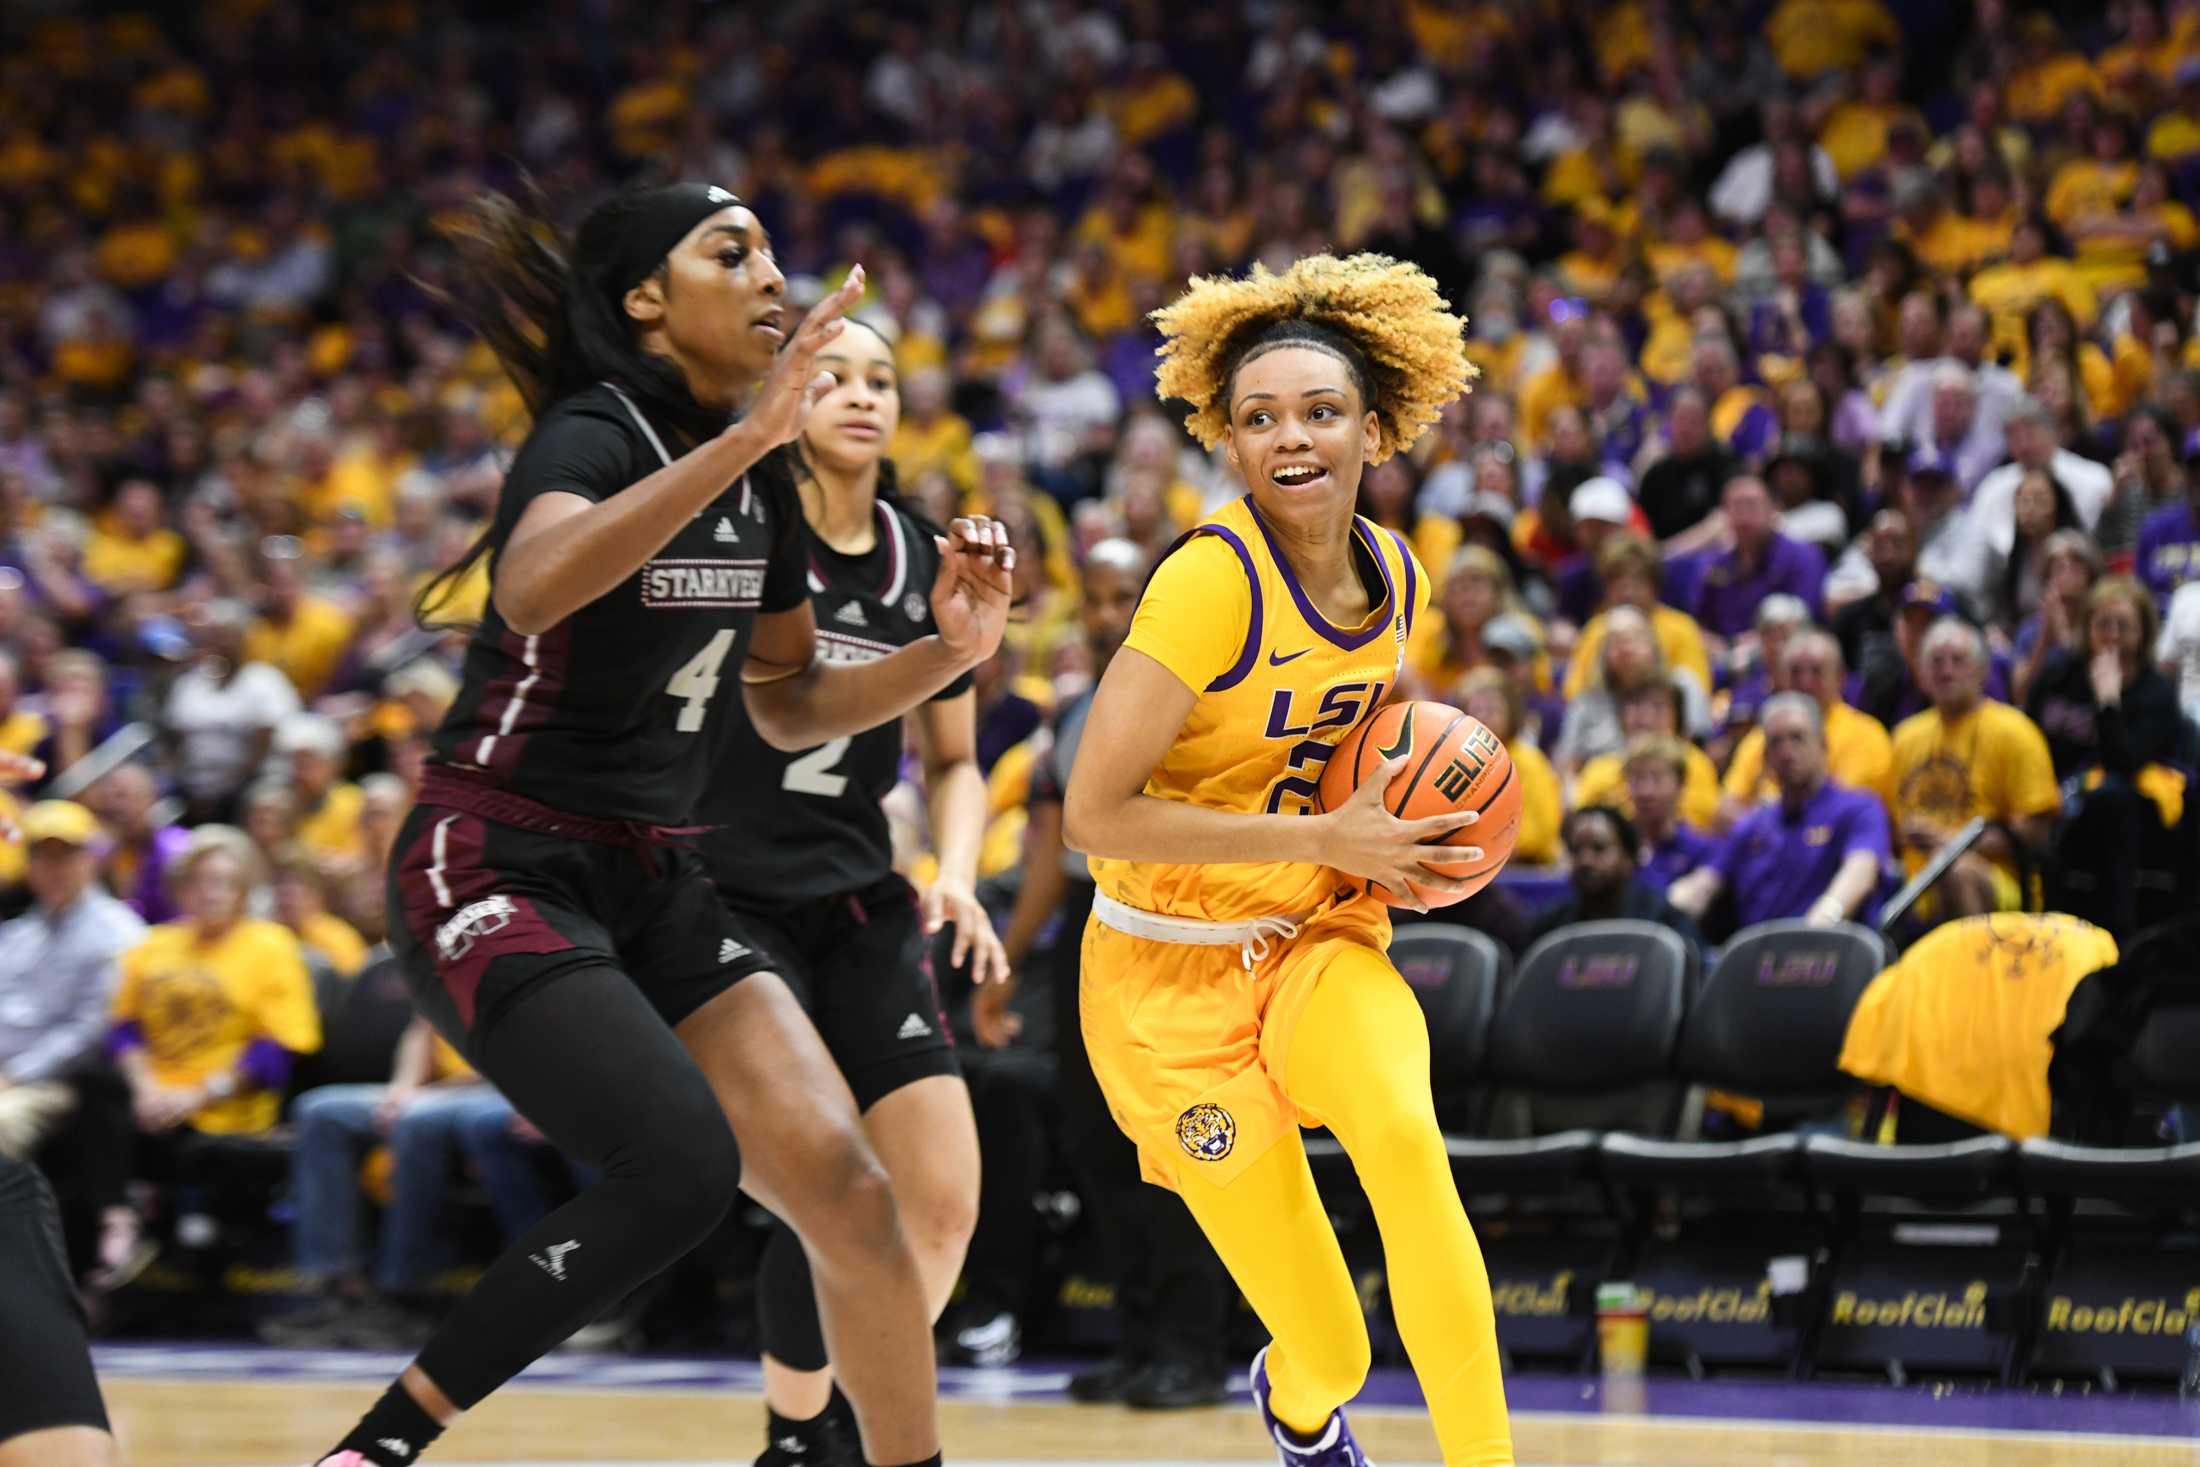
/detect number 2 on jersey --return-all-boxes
[783,737,851,797]
[667,629,736,733]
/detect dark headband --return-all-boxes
[588,183,745,303]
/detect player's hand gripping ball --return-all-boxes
[1316,701,1521,908]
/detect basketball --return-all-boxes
[1316,700,1521,908]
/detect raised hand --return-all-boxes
[738,265,867,449]
[930,516,1015,667]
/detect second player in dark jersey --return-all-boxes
[705,489,967,896]
[699,319,1004,1467]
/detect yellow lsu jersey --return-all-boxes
[1089,495,1430,922]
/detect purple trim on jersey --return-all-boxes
[238,1038,292,1092]
[471,622,572,778]
[107,1020,145,1058]
[1197,527,1265,691]
[1243,496,1396,651]
[1387,527,1418,638]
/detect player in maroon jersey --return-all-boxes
[701,318,1007,1467]
[315,184,1010,1467]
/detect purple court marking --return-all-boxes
[92,1345,2200,1442]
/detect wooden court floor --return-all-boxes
[102,1376,2200,1467]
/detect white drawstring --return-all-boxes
[1240,914,1301,971]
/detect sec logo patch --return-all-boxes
[1176,1102,1235,1162]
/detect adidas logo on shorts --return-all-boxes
[720,938,751,965]
[835,601,868,627]
[377,1441,414,1461]
[530,1239,580,1281]
[897,1012,931,1040]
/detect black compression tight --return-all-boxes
[410,965,742,1410]
[756,1217,831,1371]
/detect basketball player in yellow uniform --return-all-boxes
[1063,255,1513,1466]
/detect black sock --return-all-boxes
[872,1455,943,1467]
[824,1383,856,1428]
[332,1381,446,1465]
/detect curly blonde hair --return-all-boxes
[1150,253,1474,465]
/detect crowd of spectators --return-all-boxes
[3,0,2200,1359]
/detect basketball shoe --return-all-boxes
[1249,1346,1372,1467]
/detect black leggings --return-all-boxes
[409,965,741,1410]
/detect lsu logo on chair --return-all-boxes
[1176,1102,1236,1162]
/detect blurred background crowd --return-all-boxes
[4,0,2200,1377]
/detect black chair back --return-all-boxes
[1678,920,1887,1093]
[1390,923,1507,1124]
[1489,921,1691,1091]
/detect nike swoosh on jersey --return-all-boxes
[1268,648,1309,666]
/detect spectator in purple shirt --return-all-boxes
[2135,435,2200,608]
[1690,474,1827,645]
[82,761,190,925]
[1623,736,1722,892]
[1669,694,1890,930]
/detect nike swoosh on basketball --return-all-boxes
[1268,648,1309,666]
[1377,718,1414,761]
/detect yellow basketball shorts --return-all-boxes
[1079,893,1392,1193]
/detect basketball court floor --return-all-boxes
[93,1345,2200,1466]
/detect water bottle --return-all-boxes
[2181,1322,2200,1399]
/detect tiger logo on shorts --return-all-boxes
[1176,1102,1236,1162]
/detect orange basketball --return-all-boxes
[1315,700,1521,908]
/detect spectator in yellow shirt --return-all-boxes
[271,852,369,978]
[1970,215,2098,333]
[2004,18,2103,125]
[244,540,356,699]
[274,713,365,870]
[1456,668,1562,866]
[1720,631,1895,826]
[1554,206,1627,304]
[110,827,321,1139]
[2045,115,2139,232]
[1888,618,2062,915]
[1519,309,1592,446]
[1565,535,1715,701]
[1818,57,1925,180]
[1100,44,1196,148]
[890,366,979,498]
[1571,680,1723,828]
[2145,64,2200,162]
[2068,161,2200,285]
[81,479,186,596]
[1764,0,1898,80]
[1645,200,1738,287]
[0,650,47,761]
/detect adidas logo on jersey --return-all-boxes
[530,1240,580,1281]
[714,516,739,543]
[834,601,869,627]
[898,1012,931,1040]
[377,1441,415,1461]
[719,938,751,965]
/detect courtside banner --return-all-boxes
[2029,1254,2200,1381]
[1630,1241,1802,1368]
[1811,1245,2028,1375]
[1484,1238,1615,1362]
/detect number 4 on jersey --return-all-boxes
[667,629,736,733]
